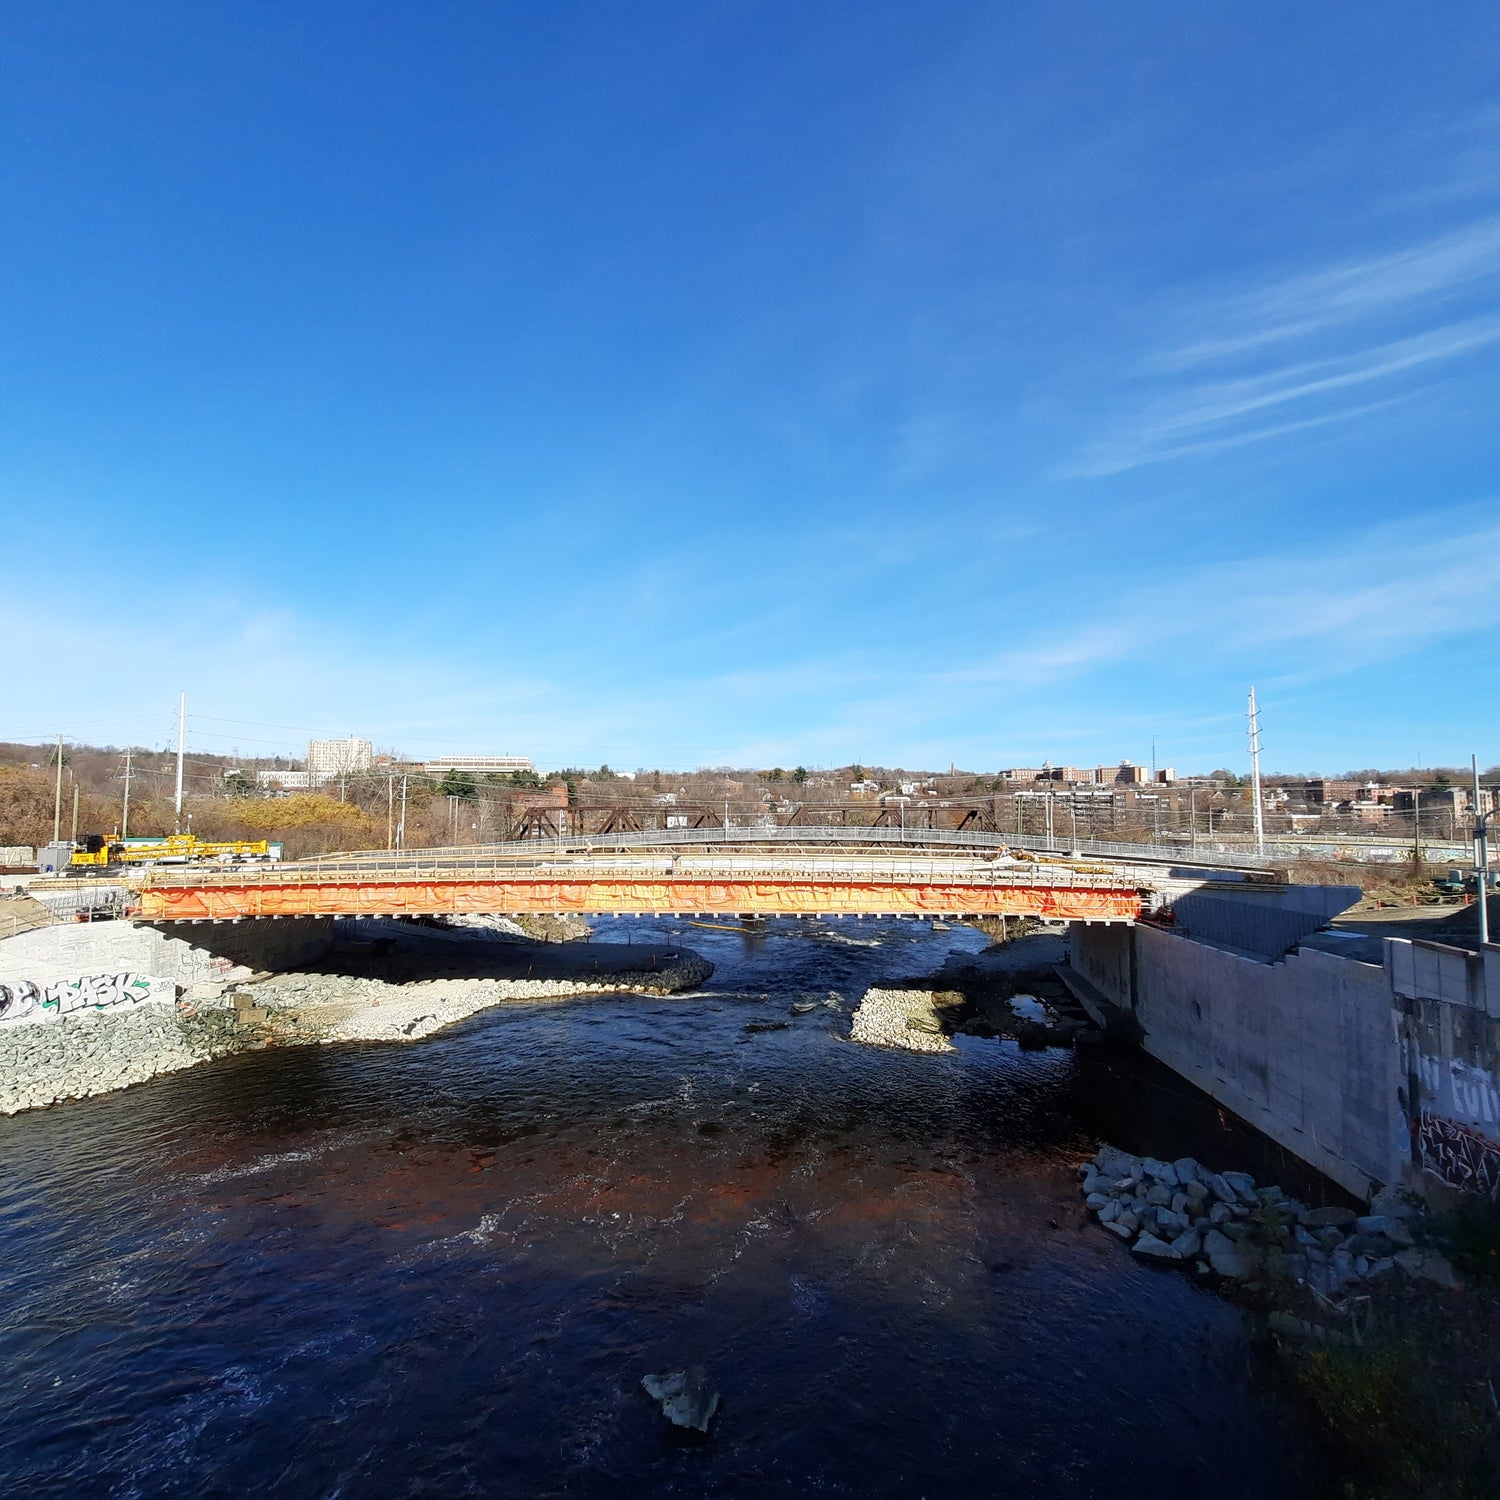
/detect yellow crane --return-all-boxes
[69,835,282,867]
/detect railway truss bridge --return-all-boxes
[125,826,1284,928]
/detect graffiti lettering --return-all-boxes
[0,973,171,1028]
[1418,1110,1500,1201]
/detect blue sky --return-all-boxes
[3,3,1499,774]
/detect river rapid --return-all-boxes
[0,917,1320,1497]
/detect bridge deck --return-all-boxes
[131,850,1144,923]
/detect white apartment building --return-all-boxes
[308,737,374,777]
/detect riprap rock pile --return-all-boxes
[849,988,955,1053]
[1081,1144,1457,1294]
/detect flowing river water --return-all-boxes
[0,918,1324,1497]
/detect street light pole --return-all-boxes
[1474,755,1490,948]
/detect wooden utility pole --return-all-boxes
[122,748,133,840]
[71,783,80,842]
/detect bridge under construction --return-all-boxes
[122,827,1273,926]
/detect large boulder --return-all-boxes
[1131,1233,1181,1261]
[642,1367,720,1434]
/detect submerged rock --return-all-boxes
[642,1367,720,1433]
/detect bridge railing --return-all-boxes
[284,822,1281,875]
[133,846,1145,893]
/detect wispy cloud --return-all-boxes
[1069,216,1500,477]
[1151,220,1500,370]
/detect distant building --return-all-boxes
[421,755,535,776]
[308,737,373,777]
[1100,761,1148,785]
[256,769,317,790]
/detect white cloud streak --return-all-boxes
[1071,217,1500,477]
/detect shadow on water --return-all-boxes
[0,918,1324,1497]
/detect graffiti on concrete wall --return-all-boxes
[0,973,173,1028]
[1418,1110,1500,1201]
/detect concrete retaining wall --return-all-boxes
[0,917,333,990]
[1388,937,1500,1202]
[1072,917,1500,1203]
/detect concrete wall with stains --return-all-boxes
[1071,918,1500,1204]
[0,917,333,991]
[1388,938,1500,1203]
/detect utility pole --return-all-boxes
[71,783,80,843]
[1247,687,1266,855]
[387,773,394,851]
[52,735,63,852]
[174,692,186,833]
[122,748,133,840]
[396,774,407,852]
[1474,755,1490,948]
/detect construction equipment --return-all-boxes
[68,834,283,868]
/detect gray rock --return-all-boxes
[1300,1205,1357,1229]
[1085,1193,1110,1210]
[1203,1229,1235,1258]
[1201,1172,1238,1206]
[1146,1184,1172,1207]
[1265,1250,1308,1281]
[1209,1244,1256,1280]
[1155,1209,1190,1236]
[1183,1180,1209,1208]
[1099,1198,1121,1224]
[1141,1157,1179,1187]
[1171,1228,1202,1260]
[1355,1215,1413,1245]
[1393,1249,1426,1276]
[1315,1226,1347,1250]
[1348,1232,1400,1259]
[642,1367,720,1433]
[1208,1202,1234,1225]
[1131,1233,1181,1261]
[1413,1254,1460,1289]
[1115,1211,1139,1234]
[1172,1157,1201,1185]
[1221,1170,1259,1205]
[1094,1145,1140,1179]
[1100,1219,1134,1239]
[1368,1185,1418,1221]
[1170,1192,1189,1217]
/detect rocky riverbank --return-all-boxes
[1079,1144,1458,1293]
[0,941,712,1114]
[254,950,715,1043]
[0,1002,253,1115]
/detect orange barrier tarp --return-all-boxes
[135,876,1141,923]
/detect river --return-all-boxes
[0,917,1322,1497]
